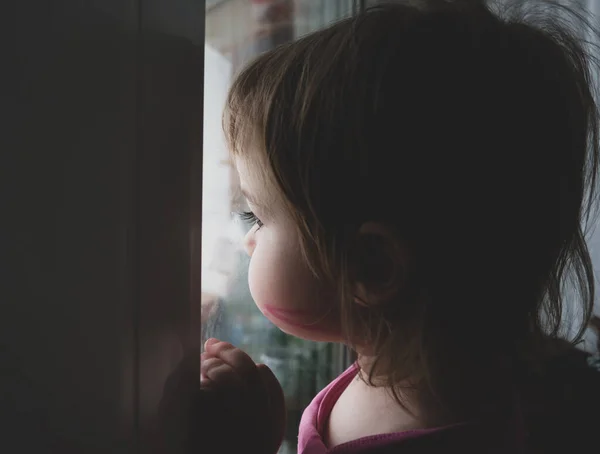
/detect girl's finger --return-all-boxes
[201,357,244,388]
[204,341,258,379]
[204,338,219,349]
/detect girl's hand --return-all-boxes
[200,339,286,454]
[157,340,286,454]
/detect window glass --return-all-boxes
[202,2,354,453]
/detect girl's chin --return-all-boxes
[269,318,343,343]
[277,324,325,340]
[257,303,343,342]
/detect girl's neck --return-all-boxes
[354,353,469,428]
[355,353,423,420]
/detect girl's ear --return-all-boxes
[350,222,408,308]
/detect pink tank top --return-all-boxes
[297,364,526,454]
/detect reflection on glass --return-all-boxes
[202,1,354,453]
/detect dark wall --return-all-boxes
[1,1,204,452]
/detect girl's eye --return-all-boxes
[237,211,263,229]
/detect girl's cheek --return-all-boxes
[246,246,344,342]
[248,248,287,310]
[247,248,268,306]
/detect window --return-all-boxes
[201,1,599,453]
[202,1,356,453]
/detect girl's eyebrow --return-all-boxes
[241,188,264,210]
[240,185,273,217]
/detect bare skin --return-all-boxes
[325,360,422,449]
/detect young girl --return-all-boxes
[199,1,600,453]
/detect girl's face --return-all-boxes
[235,157,342,342]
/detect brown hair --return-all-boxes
[224,0,600,424]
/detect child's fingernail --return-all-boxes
[204,338,218,349]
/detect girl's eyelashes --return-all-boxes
[237,211,264,229]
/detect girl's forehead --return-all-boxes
[234,155,260,186]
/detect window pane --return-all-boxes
[202,2,354,453]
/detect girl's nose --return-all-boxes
[243,229,255,256]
